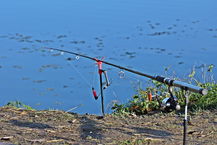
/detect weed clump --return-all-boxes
[112,64,217,115]
[6,101,35,110]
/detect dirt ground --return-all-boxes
[0,107,216,145]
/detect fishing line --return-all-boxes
[116,69,144,91]
[91,64,98,88]
[58,51,92,88]
[66,104,83,112]
[118,69,143,86]
[110,86,119,99]
[70,62,92,87]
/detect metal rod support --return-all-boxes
[183,92,189,145]
[99,73,105,116]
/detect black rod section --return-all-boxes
[46,48,208,95]
[99,72,104,116]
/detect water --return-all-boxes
[0,0,217,114]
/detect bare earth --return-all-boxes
[0,107,216,145]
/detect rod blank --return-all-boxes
[46,47,208,95]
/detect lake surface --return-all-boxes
[0,0,217,114]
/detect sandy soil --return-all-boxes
[0,107,216,145]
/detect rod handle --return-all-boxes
[155,76,208,95]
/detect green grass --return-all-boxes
[112,64,217,115]
[189,82,217,111]
[6,101,35,110]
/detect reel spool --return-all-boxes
[161,86,181,111]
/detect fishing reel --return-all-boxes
[161,86,180,111]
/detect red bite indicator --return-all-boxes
[92,87,98,100]
[147,92,152,101]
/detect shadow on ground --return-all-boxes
[131,126,172,138]
[80,116,104,140]
[10,120,53,129]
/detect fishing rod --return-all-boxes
[46,47,208,95]
[46,47,208,145]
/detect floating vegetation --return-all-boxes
[178,62,184,65]
[125,51,136,58]
[35,39,54,43]
[66,57,74,61]
[33,80,46,83]
[38,64,62,72]
[21,77,30,80]
[96,42,104,48]
[208,28,217,32]
[57,35,67,39]
[46,88,55,91]
[12,65,23,69]
[148,31,176,36]
[21,47,30,50]
[51,53,63,56]
[174,55,182,58]
[0,35,8,38]
[70,40,86,44]
[125,36,130,39]
[0,56,7,59]
[63,85,69,88]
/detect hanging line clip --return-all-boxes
[92,58,111,100]
[95,58,111,88]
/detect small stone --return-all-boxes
[1,136,13,141]
[68,119,76,124]
[86,135,92,140]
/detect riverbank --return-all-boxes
[0,106,216,145]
